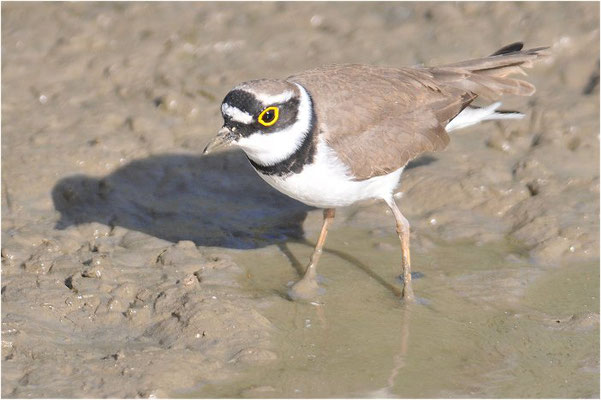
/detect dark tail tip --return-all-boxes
[490,42,524,56]
[495,109,523,115]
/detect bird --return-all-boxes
[203,42,548,301]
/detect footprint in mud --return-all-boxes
[51,150,312,249]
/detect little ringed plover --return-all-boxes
[204,42,548,301]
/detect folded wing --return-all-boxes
[289,44,548,180]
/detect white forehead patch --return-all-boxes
[253,90,294,106]
[222,103,253,124]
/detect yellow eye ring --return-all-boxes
[258,106,279,127]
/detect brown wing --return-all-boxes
[288,45,548,181]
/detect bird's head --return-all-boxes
[204,79,314,166]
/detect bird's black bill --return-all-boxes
[203,127,236,155]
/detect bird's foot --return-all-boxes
[400,287,416,303]
[287,276,325,302]
[397,272,419,303]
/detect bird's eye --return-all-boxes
[258,106,279,127]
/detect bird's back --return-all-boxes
[287,44,548,180]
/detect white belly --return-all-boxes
[255,139,403,208]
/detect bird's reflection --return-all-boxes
[278,240,412,398]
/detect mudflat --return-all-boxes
[2,2,599,397]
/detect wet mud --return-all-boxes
[2,2,599,398]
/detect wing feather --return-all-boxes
[288,45,547,180]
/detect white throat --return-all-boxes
[235,83,312,166]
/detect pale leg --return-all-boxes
[386,199,415,301]
[288,208,335,300]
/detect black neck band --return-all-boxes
[248,94,317,177]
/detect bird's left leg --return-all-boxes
[288,208,335,300]
[386,199,415,301]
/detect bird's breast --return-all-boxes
[252,139,404,208]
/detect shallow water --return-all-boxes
[188,226,599,398]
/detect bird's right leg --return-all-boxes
[288,208,335,301]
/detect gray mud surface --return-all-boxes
[2,2,599,398]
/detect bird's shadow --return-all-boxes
[52,150,313,249]
[52,150,436,252]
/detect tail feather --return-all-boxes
[467,73,536,96]
[489,42,524,56]
[432,44,549,99]
[440,46,549,71]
